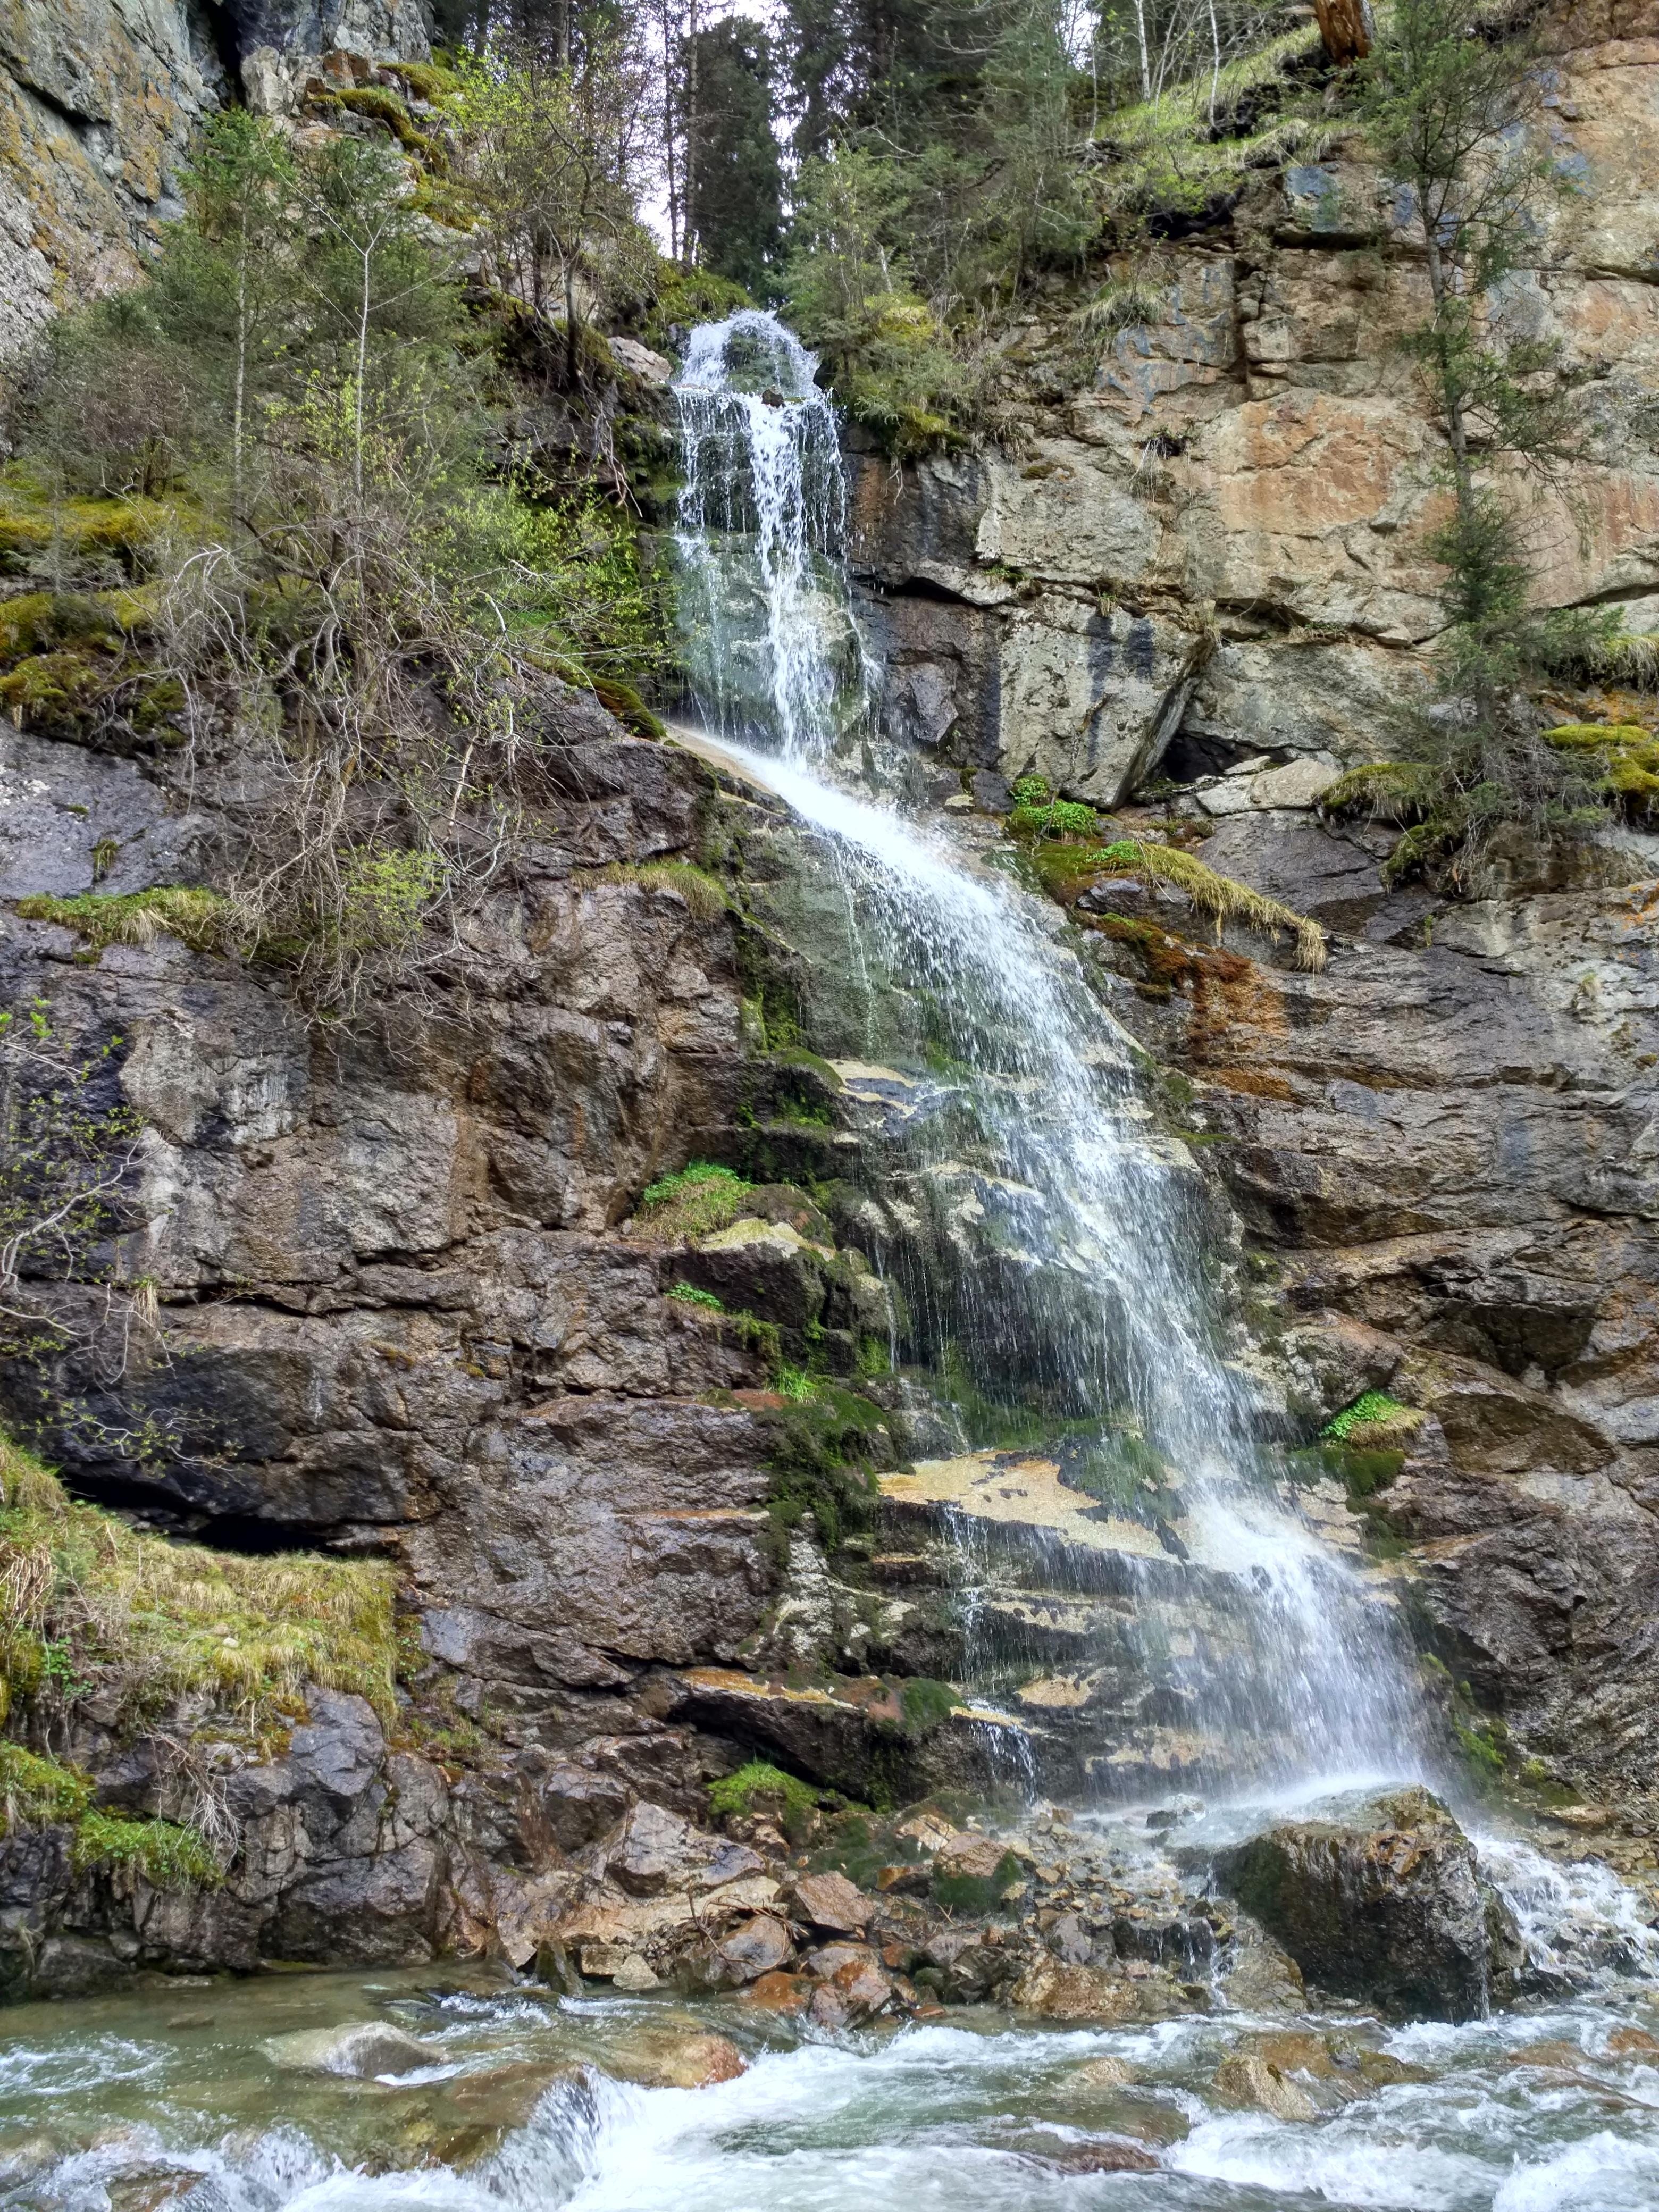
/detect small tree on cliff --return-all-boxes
[1352,0,1605,861]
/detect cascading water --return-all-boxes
[673,311,1420,1795]
[671,312,868,758]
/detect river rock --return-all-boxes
[1213,2052,1318,2122]
[261,2022,441,2077]
[716,1914,793,1981]
[1213,1787,1521,2023]
[790,1870,872,1933]
[608,2027,748,2089]
[1063,2055,1139,2091]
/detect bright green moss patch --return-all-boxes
[590,675,667,739]
[1322,1392,1423,1448]
[14,888,233,957]
[708,1759,822,1830]
[1545,723,1659,812]
[0,1740,92,1826]
[896,1677,960,1741]
[633,1160,755,1240]
[72,1809,221,1888]
[1,1433,397,1732]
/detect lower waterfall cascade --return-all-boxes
[5,311,1659,2212]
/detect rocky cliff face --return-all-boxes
[0,0,429,363]
[850,2,1659,813]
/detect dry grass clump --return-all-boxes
[0,1432,396,1732]
[1085,838,1328,972]
[581,860,730,920]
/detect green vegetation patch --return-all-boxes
[764,1381,890,1556]
[0,1740,92,1826]
[14,888,233,958]
[1322,1392,1423,1449]
[707,1758,821,1835]
[633,1160,755,1241]
[1545,723,1659,814]
[933,1848,1023,1918]
[1,1432,396,1734]
[586,861,728,920]
[72,1809,221,1888]
[1007,776,1100,843]
[666,1281,724,1311]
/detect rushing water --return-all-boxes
[673,311,1418,1795]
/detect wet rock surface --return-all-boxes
[1212,1787,1522,2023]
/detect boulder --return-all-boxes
[789,1870,872,1933]
[1213,2052,1318,2122]
[1212,1787,1521,2023]
[716,1915,793,1982]
[607,2027,747,2089]
[261,2022,440,2077]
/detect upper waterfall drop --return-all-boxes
[672,311,867,760]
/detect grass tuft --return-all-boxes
[631,1160,755,1241]
[14,888,233,957]
[585,861,729,920]
[1072,838,1327,971]
[1,1432,396,1732]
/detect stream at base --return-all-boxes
[7,1821,1659,2212]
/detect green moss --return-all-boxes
[72,1809,221,1888]
[0,1741,92,1827]
[1545,722,1659,814]
[667,1281,724,1311]
[707,1758,821,1834]
[896,1677,960,1741]
[0,482,173,568]
[764,1382,890,1556]
[633,1160,755,1241]
[933,1848,1022,1917]
[590,674,666,739]
[13,888,232,958]
[307,85,442,166]
[1321,761,1443,822]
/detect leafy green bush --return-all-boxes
[666,1281,724,1311]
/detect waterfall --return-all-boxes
[673,312,1424,1796]
[672,312,867,758]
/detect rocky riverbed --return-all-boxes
[5,1782,1659,2210]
